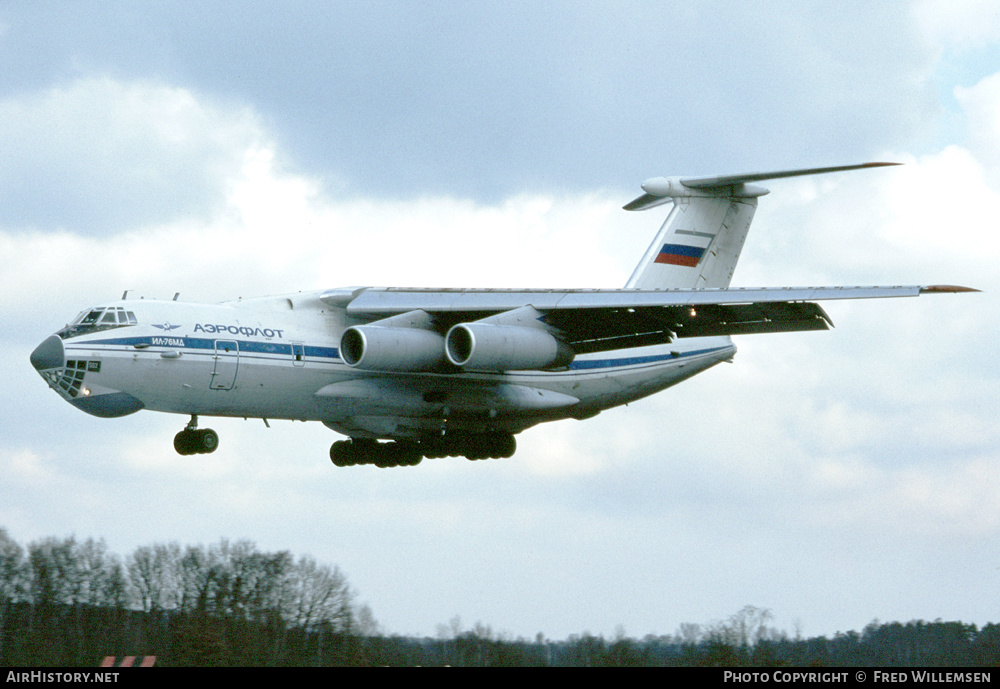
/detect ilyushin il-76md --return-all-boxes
[30,163,976,467]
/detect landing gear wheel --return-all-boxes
[196,429,219,453]
[329,439,424,468]
[330,440,354,467]
[174,430,196,455]
[174,426,219,455]
[419,432,516,460]
[396,442,423,467]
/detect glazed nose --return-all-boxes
[30,335,65,371]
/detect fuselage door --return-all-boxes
[210,340,239,390]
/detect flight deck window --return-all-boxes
[57,307,139,339]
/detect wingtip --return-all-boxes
[919,285,981,294]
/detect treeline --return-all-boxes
[367,609,1000,667]
[0,529,362,666]
[1,529,997,666]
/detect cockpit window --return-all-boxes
[57,307,138,339]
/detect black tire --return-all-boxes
[174,430,193,455]
[495,433,516,458]
[198,429,219,454]
[330,440,351,467]
[350,439,378,465]
[395,442,422,466]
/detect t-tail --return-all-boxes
[623,162,900,289]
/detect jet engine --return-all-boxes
[340,310,447,371]
[445,323,574,371]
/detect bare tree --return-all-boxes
[0,529,26,665]
[178,544,212,614]
[128,542,182,612]
[281,555,353,632]
[0,529,26,604]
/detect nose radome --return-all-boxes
[30,335,65,371]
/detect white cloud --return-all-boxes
[2,121,641,348]
[955,71,1000,169]
[0,448,60,488]
[914,0,1000,48]
[5,66,1000,639]
[0,77,264,233]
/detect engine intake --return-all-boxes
[340,324,446,371]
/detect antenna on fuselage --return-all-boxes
[122,290,130,300]
[172,293,180,301]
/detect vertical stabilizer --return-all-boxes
[622,162,899,290]
[625,195,757,289]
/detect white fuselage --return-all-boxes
[37,291,736,441]
[31,164,965,464]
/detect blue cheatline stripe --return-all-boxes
[568,346,729,370]
[81,336,340,361]
[78,336,726,371]
[303,345,339,359]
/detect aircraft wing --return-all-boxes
[323,285,974,355]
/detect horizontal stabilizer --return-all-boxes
[679,162,901,189]
[624,162,900,211]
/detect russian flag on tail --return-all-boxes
[655,243,706,267]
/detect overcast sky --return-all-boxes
[2,1,999,641]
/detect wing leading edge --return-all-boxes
[323,285,976,355]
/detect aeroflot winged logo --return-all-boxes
[151,322,181,331]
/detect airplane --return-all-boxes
[30,162,976,467]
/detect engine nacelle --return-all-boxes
[340,325,446,371]
[445,323,574,371]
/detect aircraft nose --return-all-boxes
[30,335,65,371]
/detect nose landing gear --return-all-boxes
[174,416,219,455]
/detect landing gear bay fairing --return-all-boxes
[31,163,975,467]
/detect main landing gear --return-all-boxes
[329,432,516,468]
[174,416,219,456]
[330,439,422,468]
